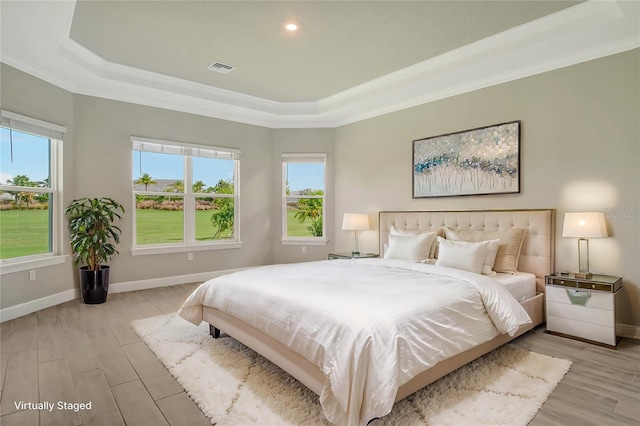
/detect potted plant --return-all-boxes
[65,197,125,304]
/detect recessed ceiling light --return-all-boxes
[285,23,298,31]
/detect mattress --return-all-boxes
[494,272,537,302]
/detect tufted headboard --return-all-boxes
[379,209,555,292]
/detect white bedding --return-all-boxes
[179,258,531,426]
[494,271,537,301]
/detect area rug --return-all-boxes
[131,314,572,425]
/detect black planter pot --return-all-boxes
[79,265,110,304]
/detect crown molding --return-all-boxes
[1,0,638,129]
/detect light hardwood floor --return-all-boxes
[1,284,638,426]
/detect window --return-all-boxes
[0,110,65,272]
[282,153,326,244]
[132,137,240,255]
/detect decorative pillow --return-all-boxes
[443,227,526,275]
[390,226,441,259]
[435,237,492,274]
[383,232,437,261]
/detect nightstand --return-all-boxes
[328,252,379,260]
[545,273,622,348]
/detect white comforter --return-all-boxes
[179,259,531,426]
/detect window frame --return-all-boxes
[131,137,241,256]
[0,110,67,274]
[281,153,327,245]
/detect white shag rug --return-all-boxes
[131,314,571,426]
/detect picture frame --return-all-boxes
[412,121,520,198]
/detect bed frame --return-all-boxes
[203,209,555,411]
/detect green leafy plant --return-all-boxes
[294,189,324,237]
[65,197,125,271]
[209,179,234,239]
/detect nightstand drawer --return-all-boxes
[546,300,613,327]
[547,277,576,288]
[546,315,616,346]
[546,285,613,311]
[576,281,616,292]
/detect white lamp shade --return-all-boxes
[342,213,369,231]
[562,212,608,238]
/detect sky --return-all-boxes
[286,163,324,191]
[132,151,236,187]
[0,128,50,184]
[133,151,324,191]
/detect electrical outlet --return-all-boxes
[187,252,193,261]
[29,269,36,281]
[302,246,307,254]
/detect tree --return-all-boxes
[294,189,324,237]
[192,180,206,193]
[5,175,37,207]
[165,180,184,193]
[134,173,157,191]
[209,179,234,239]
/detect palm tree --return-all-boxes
[5,175,35,207]
[165,180,184,193]
[192,180,206,193]
[134,173,156,191]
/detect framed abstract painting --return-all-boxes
[412,121,520,198]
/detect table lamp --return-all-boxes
[342,213,369,255]
[562,212,608,279]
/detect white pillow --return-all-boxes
[435,237,493,274]
[480,239,500,276]
[390,226,440,258]
[383,232,436,261]
[443,228,526,275]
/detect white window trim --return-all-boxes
[0,110,65,273]
[281,153,327,245]
[131,137,241,254]
[0,255,69,275]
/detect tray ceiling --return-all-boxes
[1,1,638,128]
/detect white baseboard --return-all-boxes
[0,288,80,323]
[108,268,247,294]
[617,323,640,340]
[0,267,248,322]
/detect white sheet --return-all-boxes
[179,259,531,426]
[494,271,537,301]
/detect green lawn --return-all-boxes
[0,208,315,259]
[287,209,314,237]
[0,209,50,259]
[136,209,233,245]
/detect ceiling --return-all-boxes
[69,0,580,103]
[1,1,639,128]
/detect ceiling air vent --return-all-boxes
[207,61,235,74]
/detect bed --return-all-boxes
[179,209,555,426]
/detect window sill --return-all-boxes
[131,242,242,256]
[0,255,69,275]
[281,239,328,246]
